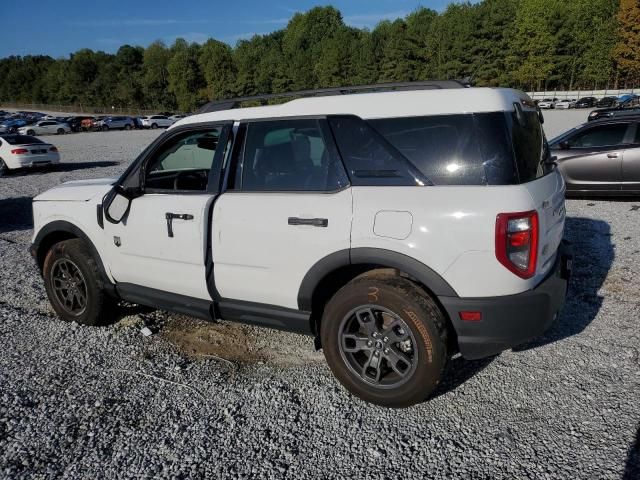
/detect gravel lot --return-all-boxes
[1,120,639,479]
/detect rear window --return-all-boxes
[369,111,547,185]
[0,135,43,145]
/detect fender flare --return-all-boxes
[31,220,115,294]
[297,247,458,311]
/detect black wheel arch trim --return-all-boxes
[31,220,115,295]
[297,247,458,312]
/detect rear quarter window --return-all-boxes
[369,113,518,185]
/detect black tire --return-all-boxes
[43,239,118,326]
[0,158,7,176]
[321,273,448,407]
[124,124,131,130]
[102,125,109,132]
[57,128,65,135]
[26,129,35,136]
[151,123,158,129]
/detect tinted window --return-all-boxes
[634,124,640,144]
[329,116,427,186]
[568,124,629,148]
[241,119,348,191]
[508,111,547,183]
[145,128,222,191]
[370,113,517,185]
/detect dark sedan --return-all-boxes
[575,96,597,108]
[549,117,640,195]
[588,95,640,121]
[595,96,618,108]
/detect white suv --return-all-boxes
[141,115,174,129]
[30,82,571,407]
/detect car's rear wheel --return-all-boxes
[43,239,118,326]
[102,125,109,132]
[321,273,448,407]
[56,128,65,135]
[26,129,35,136]
[0,158,7,176]
[151,123,158,129]
[124,124,131,130]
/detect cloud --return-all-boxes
[67,19,209,28]
[343,10,410,28]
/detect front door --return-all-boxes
[104,124,230,300]
[560,122,632,192]
[212,118,352,309]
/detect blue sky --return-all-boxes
[0,0,462,58]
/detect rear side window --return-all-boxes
[370,113,517,185]
[240,119,349,192]
[0,135,43,145]
[328,116,428,186]
[567,123,629,148]
[507,111,547,183]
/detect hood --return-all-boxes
[34,177,116,202]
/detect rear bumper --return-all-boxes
[439,241,572,360]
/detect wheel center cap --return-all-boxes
[375,340,383,350]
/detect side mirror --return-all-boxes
[103,186,132,224]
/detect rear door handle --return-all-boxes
[165,212,194,237]
[288,217,328,227]
[607,152,619,158]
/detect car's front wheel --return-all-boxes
[43,239,118,326]
[26,129,35,136]
[321,273,448,407]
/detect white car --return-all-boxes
[555,99,575,110]
[0,134,60,174]
[537,99,556,109]
[141,115,175,129]
[30,82,571,407]
[19,120,71,136]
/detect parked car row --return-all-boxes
[535,94,639,110]
[0,110,188,135]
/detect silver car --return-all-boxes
[18,120,71,136]
[549,117,640,195]
[95,116,134,131]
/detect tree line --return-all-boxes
[0,0,638,113]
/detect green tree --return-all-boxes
[142,41,174,109]
[167,39,204,112]
[199,39,236,100]
[613,0,640,87]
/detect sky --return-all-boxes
[0,0,463,58]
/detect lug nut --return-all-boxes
[383,348,389,354]
[383,337,388,343]
[367,340,373,347]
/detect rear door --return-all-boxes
[556,122,632,192]
[621,122,640,192]
[212,118,352,309]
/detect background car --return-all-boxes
[0,134,60,175]
[169,114,186,121]
[596,96,618,108]
[95,116,134,131]
[587,95,640,121]
[141,115,174,129]
[575,96,597,108]
[555,99,576,109]
[549,117,640,195]
[0,119,27,133]
[538,99,556,109]
[18,120,70,136]
[80,117,97,131]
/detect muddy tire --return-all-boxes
[43,239,118,326]
[321,273,448,407]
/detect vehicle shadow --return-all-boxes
[513,216,613,352]
[431,354,496,399]
[4,161,119,177]
[0,196,33,233]
[623,424,639,480]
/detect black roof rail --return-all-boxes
[197,80,469,113]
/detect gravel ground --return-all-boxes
[1,127,639,479]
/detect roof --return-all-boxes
[173,87,530,128]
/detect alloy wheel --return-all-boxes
[50,258,88,316]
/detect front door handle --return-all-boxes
[288,217,328,227]
[165,212,194,237]
[607,152,619,158]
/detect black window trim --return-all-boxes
[566,122,635,150]
[227,116,351,195]
[117,121,234,196]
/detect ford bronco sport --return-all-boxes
[31,82,571,407]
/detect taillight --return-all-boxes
[495,210,539,279]
[11,148,28,154]
[49,146,58,152]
